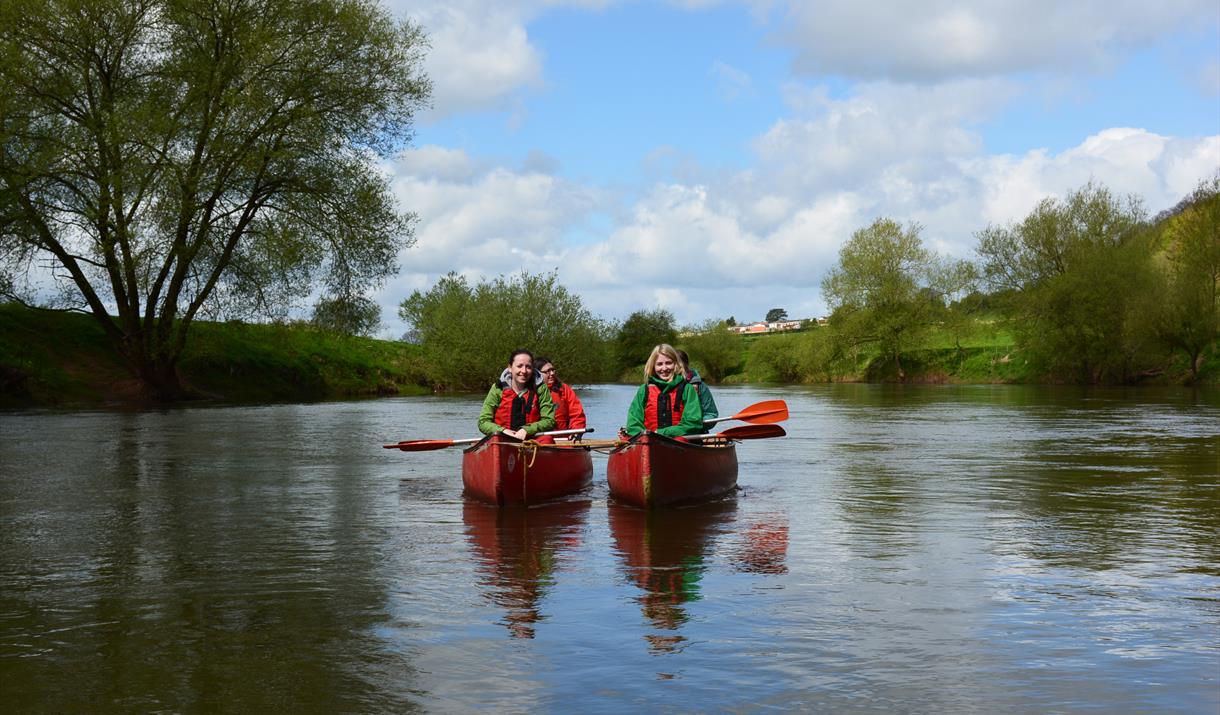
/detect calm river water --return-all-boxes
[1,384,1218,713]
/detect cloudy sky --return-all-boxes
[375,0,1220,336]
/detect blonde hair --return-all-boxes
[643,343,682,379]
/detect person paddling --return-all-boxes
[676,349,719,428]
[622,343,704,438]
[478,349,557,442]
[535,356,586,440]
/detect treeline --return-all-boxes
[403,176,1218,390]
[796,177,1218,385]
[398,271,740,389]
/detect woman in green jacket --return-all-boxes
[478,348,557,441]
[622,343,704,438]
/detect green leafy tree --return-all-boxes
[0,0,430,399]
[614,308,677,375]
[749,332,806,382]
[399,271,610,390]
[976,181,1151,382]
[678,320,743,382]
[1150,174,1220,381]
[765,307,788,322]
[822,218,972,380]
[311,295,381,337]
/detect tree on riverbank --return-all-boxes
[976,182,1154,383]
[1149,174,1220,381]
[614,308,677,375]
[0,0,430,399]
[399,271,611,390]
[822,219,974,380]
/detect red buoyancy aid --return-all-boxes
[551,382,586,431]
[493,385,540,430]
[643,380,687,431]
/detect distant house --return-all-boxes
[727,319,805,335]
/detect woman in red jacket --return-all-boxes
[535,356,586,440]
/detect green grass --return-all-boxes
[0,305,125,404]
[0,304,430,406]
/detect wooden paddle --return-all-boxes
[703,399,788,425]
[687,424,786,441]
[384,427,592,451]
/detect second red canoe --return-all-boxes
[607,432,738,508]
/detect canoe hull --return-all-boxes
[606,433,738,508]
[462,434,593,505]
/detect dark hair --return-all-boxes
[535,355,553,370]
[676,349,690,368]
[507,348,534,365]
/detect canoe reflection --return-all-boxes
[730,512,789,575]
[607,498,738,653]
[463,498,590,639]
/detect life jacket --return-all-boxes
[643,379,687,430]
[551,381,570,429]
[493,383,540,430]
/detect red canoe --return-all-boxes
[607,432,738,508]
[462,434,593,505]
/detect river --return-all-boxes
[1,384,1217,713]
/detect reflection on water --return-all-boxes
[730,513,789,575]
[1,385,1217,713]
[463,499,590,639]
[608,499,738,653]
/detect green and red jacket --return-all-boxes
[478,371,556,436]
[624,374,703,437]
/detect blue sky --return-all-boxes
[378,0,1220,336]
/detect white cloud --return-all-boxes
[710,60,752,101]
[968,130,1220,228]
[753,80,1014,197]
[383,1,547,117]
[760,0,1216,81]
[393,145,479,182]
[381,0,624,118]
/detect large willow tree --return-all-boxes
[0,0,430,398]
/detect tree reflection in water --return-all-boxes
[462,499,590,639]
[607,498,738,654]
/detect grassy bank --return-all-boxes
[721,322,1216,386]
[3,303,1212,407]
[0,304,430,407]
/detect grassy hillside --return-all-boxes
[0,304,430,407]
[721,318,1215,385]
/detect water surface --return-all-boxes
[1,385,1217,712]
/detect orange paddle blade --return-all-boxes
[731,400,788,424]
[705,400,789,425]
[383,439,461,451]
[717,424,786,440]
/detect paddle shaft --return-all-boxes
[385,427,592,450]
